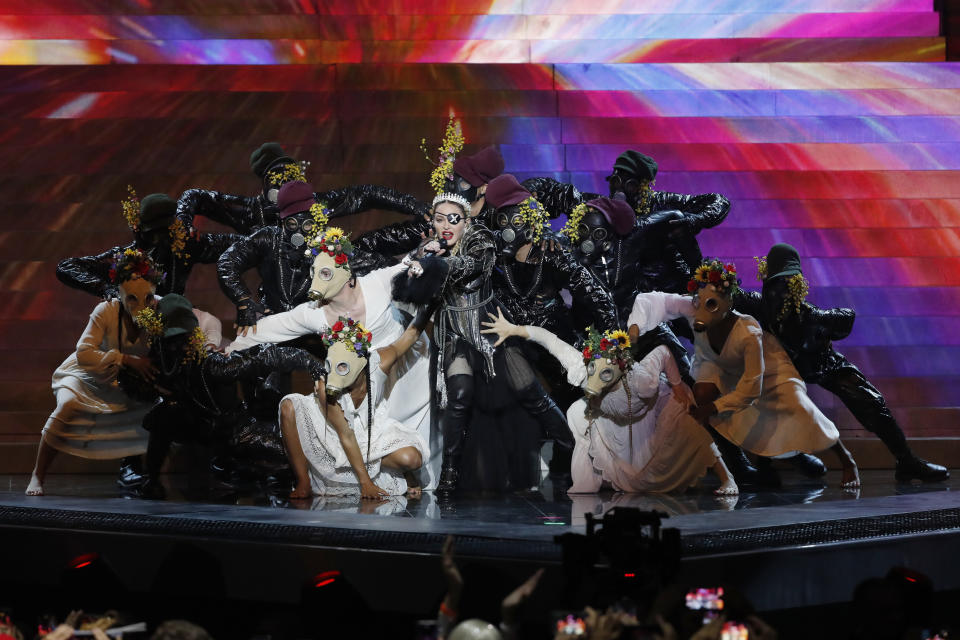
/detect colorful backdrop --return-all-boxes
[1,0,957,465]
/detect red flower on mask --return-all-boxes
[137,262,150,275]
[708,270,721,283]
[725,263,736,273]
[600,339,610,350]
[582,348,592,359]
[334,253,348,265]
[687,280,698,293]
[108,268,117,282]
[365,332,372,342]
[331,321,344,332]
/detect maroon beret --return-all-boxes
[586,196,635,236]
[277,181,315,218]
[484,174,531,210]
[453,146,504,187]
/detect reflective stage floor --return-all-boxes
[2,470,959,614]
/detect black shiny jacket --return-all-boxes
[152,344,326,424]
[56,231,242,299]
[176,189,278,235]
[735,290,856,380]
[493,244,617,343]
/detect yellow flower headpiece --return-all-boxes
[517,196,549,244]
[121,185,140,231]
[560,203,589,242]
[633,180,655,218]
[265,161,308,188]
[421,112,465,196]
[304,201,331,246]
[135,307,208,364]
[755,257,810,321]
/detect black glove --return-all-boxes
[236,299,266,328]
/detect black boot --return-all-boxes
[896,456,950,482]
[704,425,760,486]
[513,381,573,475]
[138,433,172,500]
[117,455,145,489]
[753,456,783,488]
[785,453,828,478]
[436,374,473,496]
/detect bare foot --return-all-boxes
[25,474,44,496]
[714,478,739,496]
[841,464,861,489]
[289,480,312,500]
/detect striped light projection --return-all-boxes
[0,0,957,443]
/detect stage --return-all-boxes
[2,470,959,618]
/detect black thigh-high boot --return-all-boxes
[437,374,474,495]
[139,432,171,500]
[513,380,574,475]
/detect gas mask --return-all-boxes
[490,205,534,257]
[119,278,156,318]
[443,173,479,205]
[574,210,614,265]
[583,357,625,398]
[692,285,733,333]
[606,171,648,211]
[323,341,368,397]
[283,212,318,252]
[308,250,351,303]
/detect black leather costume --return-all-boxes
[142,343,326,489]
[176,189,279,235]
[56,231,241,299]
[217,186,428,326]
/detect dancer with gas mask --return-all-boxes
[225,227,436,489]
[218,180,396,335]
[392,193,573,494]
[630,261,861,488]
[280,314,430,500]
[481,310,737,495]
[737,244,948,482]
[58,192,242,299]
[26,252,220,496]
[136,294,326,499]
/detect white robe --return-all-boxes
[524,327,719,494]
[226,264,436,488]
[629,292,839,457]
[44,299,221,460]
[282,350,426,496]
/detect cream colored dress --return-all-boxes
[43,299,222,459]
[629,292,839,457]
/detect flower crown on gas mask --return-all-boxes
[421,112,465,196]
[134,307,208,364]
[581,327,633,370]
[321,316,373,358]
[515,196,549,244]
[305,227,354,268]
[560,203,590,242]
[688,260,741,295]
[109,248,164,285]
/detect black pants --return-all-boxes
[812,355,911,460]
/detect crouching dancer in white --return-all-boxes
[279,313,429,500]
[629,260,860,488]
[481,309,738,495]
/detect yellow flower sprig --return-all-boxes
[184,327,209,364]
[781,273,810,321]
[305,201,331,246]
[633,181,655,218]
[134,307,164,340]
[517,196,549,244]
[265,162,307,188]
[754,256,768,281]
[121,185,140,231]
[421,113,465,195]
[560,203,589,242]
[168,218,192,260]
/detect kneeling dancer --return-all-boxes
[482,310,737,495]
[280,315,429,499]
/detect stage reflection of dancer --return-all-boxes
[738,244,948,482]
[225,228,436,489]
[631,262,861,488]
[481,311,737,495]
[280,315,429,499]
[138,294,326,499]
[26,252,220,496]
[392,193,573,494]
[57,193,241,299]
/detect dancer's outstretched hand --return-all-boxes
[480,308,519,346]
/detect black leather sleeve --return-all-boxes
[801,304,856,348]
[56,243,129,299]
[521,177,591,218]
[355,217,432,259]
[191,231,244,265]
[733,290,764,320]
[176,188,267,235]
[316,184,429,220]
[217,227,276,307]
[651,191,730,234]
[207,344,327,383]
[547,248,618,332]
